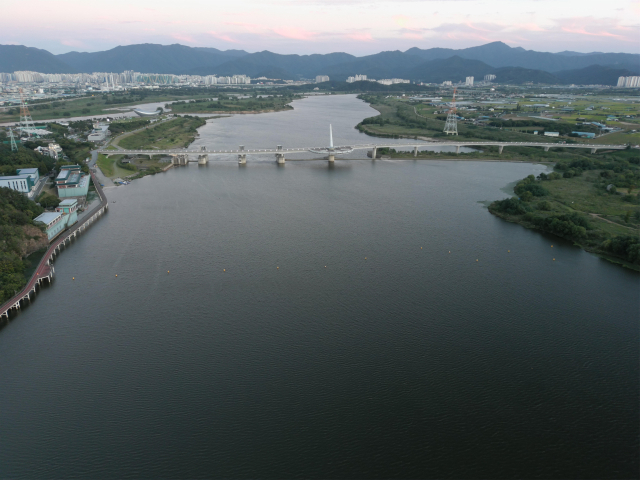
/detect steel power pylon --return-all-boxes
[8,128,18,152]
[18,88,35,138]
[443,87,458,136]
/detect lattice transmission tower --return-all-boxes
[443,87,458,135]
[18,88,35,138]
[8,128,18,152]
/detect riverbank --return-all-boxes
[488,149,640,271]
[0,171,108,319]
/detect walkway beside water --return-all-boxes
[0,171,108,320]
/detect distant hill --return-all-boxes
[57,43,249,74]
[197,51,357,78]
[405,41,640,73]
[0,45,74,73]
[320,51,424,79]
[555,64,640,86]
[2,42,639,86]
[405,56,557,84]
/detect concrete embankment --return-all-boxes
[0,172,109,320]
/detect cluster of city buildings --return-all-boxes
[617,76,640,88]
[0,71,252,87]
[315,74,412,85]
[440,75,494,87]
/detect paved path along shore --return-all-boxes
[0,171,108,320]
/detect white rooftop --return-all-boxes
[34,212,62,226]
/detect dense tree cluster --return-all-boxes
[600,236,640,264]
[0,187,45,304]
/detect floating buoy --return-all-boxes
[115,274,118,277]
[448,251,451,253]
[421,247,422,249]
[325,266,327,268]
[553,258,555,261]
[365,257,367,260]
[476,259,479,262]
[508,250,510,253]
[277,266,279,269]
[551,245,554,248]
[223,269,226,272]
[72,277,75,280]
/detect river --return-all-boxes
[0,95,638,479]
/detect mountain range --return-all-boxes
[1,42,638,85]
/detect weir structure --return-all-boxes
[0,171,109,320]
[97,124,630,165]
[101,140,628,165]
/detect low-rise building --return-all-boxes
[33,211,66,240]
[56,198,79,226]
[16,167,40,184]
[33,198,80,241]
[571,131,596,139]
[544,132,560,137]
[55,165,90,199]
[0,174,34,193]
[316,75,330,83]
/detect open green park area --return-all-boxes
[489,149,639,269]
[358,94,640,146]
[357,94,640,270]
[97,153,167,180]
[169,93,299,114]
[0,89,221,123]
[117,116,206,150]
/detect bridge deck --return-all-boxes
[98,141,628,156]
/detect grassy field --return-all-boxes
[169,95,297,114]
[0,92,218,123]
[97,153,115,177]
[360,94,639,146]
[118,116,206,150]
[488,149,640,270]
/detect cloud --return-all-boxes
[171,33,197,44]
[345,32,374,42]
[60,39,86,48]
[272,27,318,40]
[207,32,240,43]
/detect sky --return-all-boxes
[3,0,639,55]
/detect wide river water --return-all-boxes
[1,95,638,479]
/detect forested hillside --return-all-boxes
[0,187,47,304]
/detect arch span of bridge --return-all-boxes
[97,141,628,165]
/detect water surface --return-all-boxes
[0,95,637,479]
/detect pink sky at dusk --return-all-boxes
[3,0,639,54]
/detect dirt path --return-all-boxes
[588,213,637,230]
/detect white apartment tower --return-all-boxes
[465,76,474,86]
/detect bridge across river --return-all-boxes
[97,141,628,165]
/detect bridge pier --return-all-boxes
[498,145,504,155]
[198,146,208,165]
[372,146,377,159]
[276,145,285,165]
[413,146,418,157]
[591,148,598,154]
[544,147,550,152]
[455,146,460,154]
[238,145,246,164]
[328,154,335,163]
